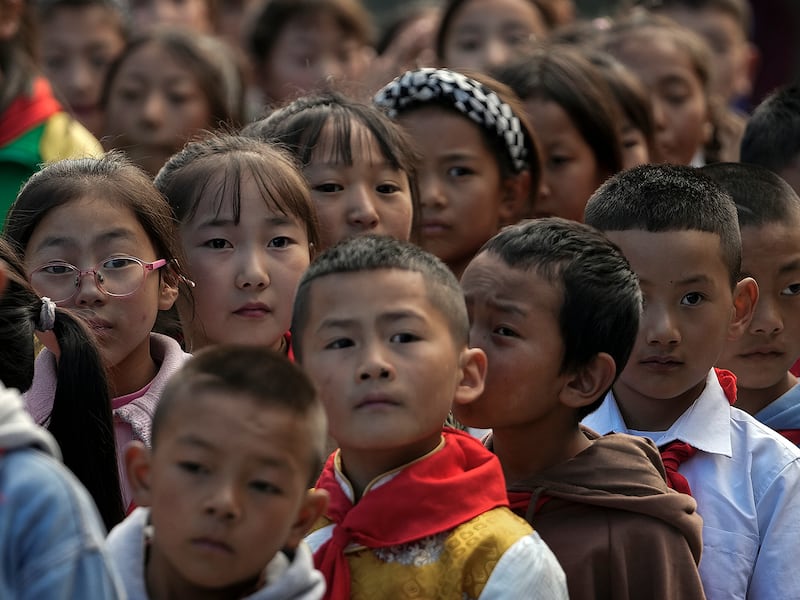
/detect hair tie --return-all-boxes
[374,67,529,172]
[37,297,56,332]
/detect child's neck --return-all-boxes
[492,422,592,485]
[735,372,797,416]
[612,378,707,432]
[339,434,442,501]
[109,344,159,397]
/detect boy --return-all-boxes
[106,345,330,600]
[703,162,800,445]
[583,164,800,599]
[456,217,705,600]
[741,83,800,196]
[291,235,568,599]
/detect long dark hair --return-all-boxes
[0,239,124,529]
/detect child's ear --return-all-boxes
[498,171,532,227]
[728,276,758,341]
[559,352,616,409]
[284,488,329,550]
[452,347,487,407]
[126,441,154,508]
[158,275,179,311]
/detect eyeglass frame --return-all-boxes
[29,255,168,303]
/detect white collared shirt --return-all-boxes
[584,370,800,600]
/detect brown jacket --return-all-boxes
[486,427,705,600]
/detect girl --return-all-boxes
[603,12,744,165]
[494,45,623,222]
[436,0,548,75]
[243,92,418,251]
[102,27,244,176]
[374,67,540,278]
[247,0,375,106]
[35,0,129,139]
[0,237,124,530]
[4,153,192,510]
[154,134,320,353]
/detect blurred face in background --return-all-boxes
[130,0,213,34]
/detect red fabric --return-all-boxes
[778,429,800,445]
[126,500,137,515]
[714,368,737,405]
[0,78,61,146]
[313,428,509,600]
[659,441,698,496]
[284,331,294,362]
[791,358,800,378]
[507,490,552,517]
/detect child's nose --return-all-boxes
[419,174,446,209]
[357,344,395,382]
[204,482,241,521]
[141,91,165,126]
[235,251,270,289]
[346,187,380,230]
[73,271,106,306]
[644,305,681,345]
[750,295,784,336]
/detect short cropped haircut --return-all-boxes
[481,218,641,419]
[701,162,800,227]
[584,164,741,287]
[741,84,800,173]
[291,235,469,359]
[152,345,327,486]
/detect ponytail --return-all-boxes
[0,241,124,529]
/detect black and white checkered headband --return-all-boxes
[374,68,529,173]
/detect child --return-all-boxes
[640,0,759,110]
[703,162,800,445]
[247,0,374,107]
[457,217,704,599]
[374,67,540,278]
[4,153,193,511]
[102,27,244,176]
[107,345,329,599]
[435,0,548,75]
[741,83,800,196]
[154,134,320,353]
[0,0,103,224]
[291,234,568,599]
[35,0,129,139]
[494,45,623,222]
[0,237,124,528]
[603,12,743,165]
[243,93,417,251]
[583,163,800,599]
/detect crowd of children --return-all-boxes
[3,0,800,598]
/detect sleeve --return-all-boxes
[9,452,124,599]
[478,532,568,600]
[749,458,800,596]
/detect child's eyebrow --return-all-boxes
[316,310,426,331]
[30,228,137,253]
[778,258,800,274]
[674,274,714,286]
[176,434,215,449]
[465,295,528,317]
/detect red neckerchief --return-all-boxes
[778,429,800,445]
[0,78,61,146]
[313,428,509,600]
[507,490,552,518]
[659,369,738,496]
[284,331,294,362]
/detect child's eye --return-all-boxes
[455,38,481,52]
[390,332,420,343]
[376,183,402,194]
[202,238,232,249]
[446,166,473,177]
[325,338,354,350]
[250,480,282,495]
[312,183,344,194]
[493,326,519,338]
[680,292,704,306]
[178,461,207,475]
[548,155,571,168]
[267,236,293,249]
[781,283,800,296]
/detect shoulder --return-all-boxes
[105,508,152,600]
[39,113,103,162]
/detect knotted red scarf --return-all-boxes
[313,428,510,600]
[507,490,552,519]
[659,369,738,496]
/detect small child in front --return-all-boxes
[106,345,330,600]
[583,164,800,599]
[704,162,800,445]
[456,217,705,600]
[291,235,568,600]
